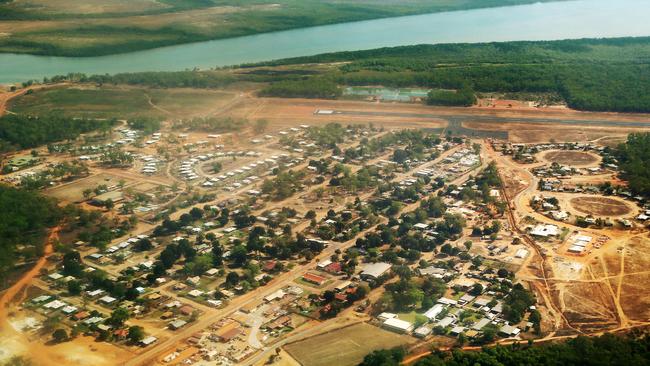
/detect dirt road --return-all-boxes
[0,83,67,117]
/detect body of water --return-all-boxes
[1,0,650,83]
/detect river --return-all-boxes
[1,0,650,83]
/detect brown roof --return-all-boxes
[73,311,90,320]
[217,327,241,342]
[179,305,194,315]
[303,272,327,285]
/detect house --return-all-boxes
[266,315,292,330]
[382,317,414,334]
[334,280,352,292]
[499,324,521,337]
[378,312,397,322]
[450,326,465,336]
[188,289,204,298]
[263,261,277,272]
[264,289,286,303]
[360,262,392,281]
[530,224,559,237]
[179,305,194,316]
[316,259,332,270]
[423,304,445,320]
[472,318,491,331]
[73,311,90,321]
[414,326,432,338]
[86,289,105,298]
[418,266,447,278]
[437,316,455,328]
[413,223,429,230]
[515,249,529,259]
[437,297,458,306]
[43,300,66,310]
[140,336,157,346]
[99,296,117,305]
[458,294,476,305]
[169,319,187,330]
[302,272,327,286]
[324,262,342,274]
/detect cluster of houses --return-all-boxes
[377,289,526,340]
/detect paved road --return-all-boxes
[328,110,650,128]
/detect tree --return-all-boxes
[127,326,145,343]
[230,245,248,267]
[225,271,240,287]
[67,280,82,295]
[104,199,114,211]
[359,348,405,366]
[108,307,130,327]
[52,328,68,343]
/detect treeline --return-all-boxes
[0,113,115,152]
[427,87,476,107]
[252,37,650,113]
[87,71,237,89]
[259,78,342,99]
[360,332,650,366]
[253,37,650,67]
[616,133,650,196]
[0,185,62,286]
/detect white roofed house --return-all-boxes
[360,262,392,281]
[423,304,445,321]
[382,317,414,334]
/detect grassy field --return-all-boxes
[284,323,414,366]
[0,0,567,56]
[8,86,235,118]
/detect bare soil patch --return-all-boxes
[569,196,632,217]
[542,150,600,166]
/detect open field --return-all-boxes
[541,150,600,167]
[570,196,633,217]
[8,86,236,119]
[0,0,560,56]
[46,173,133,202]
[284,323,414,366]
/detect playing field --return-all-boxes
[284,323,413,366]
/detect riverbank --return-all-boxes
[0,0,566,57]
[1,0,649,84]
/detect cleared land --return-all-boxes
[570,196,632,217]
[542,150,600,166]
[284,323,414,366]
[8,86,236,118]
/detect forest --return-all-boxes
[253,37,650,112]
[615,132,650,196]
[26,37,650,112]
[359,332,650,366]
[0,113,115,152]
[0,185,62,287]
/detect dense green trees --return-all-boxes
[615,133,650,196]
[362,333,650,366]
[0,113,114,152]
[414,333,650,366]
[427,87,476,107]
[0,185,62,286]
[254,37,650,113]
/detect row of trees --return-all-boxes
[615,133,650,196]
[360,332,650,366]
